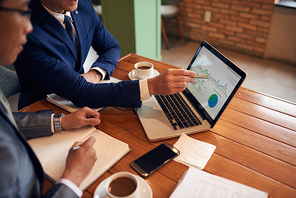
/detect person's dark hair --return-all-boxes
[0,0,4,6]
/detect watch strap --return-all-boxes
[53,113,65,133]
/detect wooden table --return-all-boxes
[20,53,296,198]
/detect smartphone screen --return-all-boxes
[130,142,180,177]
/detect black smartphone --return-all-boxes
[130,142,180,177]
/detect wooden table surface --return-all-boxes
[20,53,296,198]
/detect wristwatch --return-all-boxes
[53,113,65,133]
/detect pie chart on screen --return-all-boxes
[208,94,218,108]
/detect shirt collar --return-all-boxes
[42,4,72,25]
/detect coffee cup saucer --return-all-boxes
[128,69,160,81]
[93,175,152,198]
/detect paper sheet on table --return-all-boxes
[170,167,268,198]
[173,133,216,169]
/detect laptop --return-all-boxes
[135,40,247,142]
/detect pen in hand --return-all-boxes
[191,75,209,79]
[70,146,80,151]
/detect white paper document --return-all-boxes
[173,133,216,169]
[170,167,268,198]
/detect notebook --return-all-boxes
[28,126,130,191]
[46,77,121,113]
[135,40,246,142]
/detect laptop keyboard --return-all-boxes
[154,93,202,130]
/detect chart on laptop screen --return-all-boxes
[187,47,241,120]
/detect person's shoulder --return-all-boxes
[77,0,97,17]
[74,0,99,29]
[77,0,93,11]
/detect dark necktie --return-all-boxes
[64,15,79,54]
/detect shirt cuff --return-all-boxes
[139,79,151,101]
[90,67,106,80]
[51,114,54,133]
[56,178,83,197]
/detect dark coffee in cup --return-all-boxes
[137,66,151,70]
[108,177,137,197]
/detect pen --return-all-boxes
[191,75,209,79]
[70,146,80,151]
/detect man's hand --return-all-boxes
[62,137,97,187]
[81,70,102,84]
[61,107,101,131]
[147,69,196,95]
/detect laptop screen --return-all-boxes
[184,41,246,127]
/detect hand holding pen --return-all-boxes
[63,137,97,187]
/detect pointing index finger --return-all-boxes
[173,69,196,77]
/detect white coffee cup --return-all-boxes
[99,172,139,198]
[132,62,154,79]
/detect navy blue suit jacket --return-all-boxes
[15,0,142,109]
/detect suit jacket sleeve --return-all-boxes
[0,111,79,198]
[14,0,142,109]
[12,110,53,139]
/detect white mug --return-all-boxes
[99,172,139,198]
[131,62,154,79]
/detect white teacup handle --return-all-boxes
[131,69,137,77]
